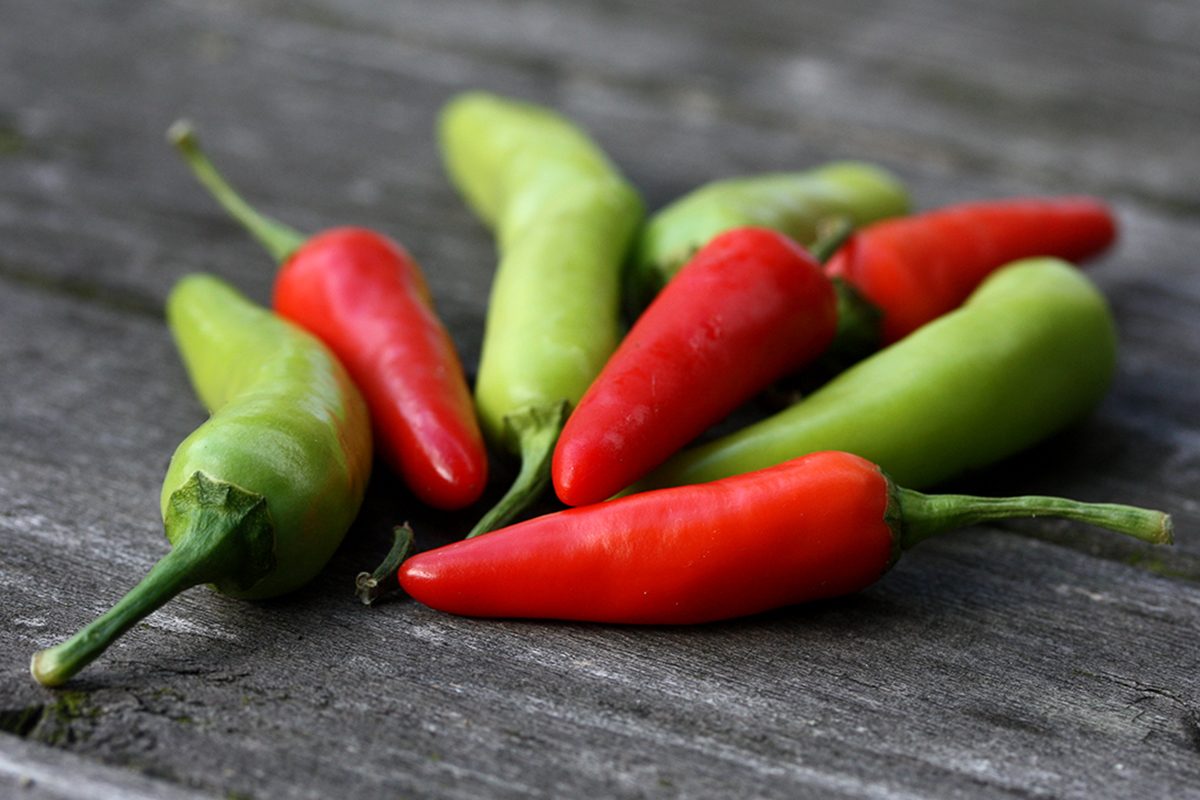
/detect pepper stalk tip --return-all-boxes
[166,118,198,149]
[355,524,415,606]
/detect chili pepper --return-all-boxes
[552,225,842,507]
[826,196,1117,346]
[624,162,910,313]
[400,450,1171,625]
[440,91,643,536]
[30,275,372,686]
[635,258,1115,494]
[169,122,486,511]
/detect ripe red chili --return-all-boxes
[826,196,1117,344]
[552,227,838,507]
[171,122,486,510]
[399,451,1170,625]
[274,229,487,509]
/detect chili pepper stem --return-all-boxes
[894,486,1174,551]
[355,524,415,606]
[467,401,569,538]
[29,472,275,687]
[797,217,882,383]
[167,120,306,264]
[772,278,882,399]
[808,216,855,264]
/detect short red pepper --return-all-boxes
[552,227,839,507]
[171,122,487,510]
[400,451,1170,625]
[827,196,1117,344]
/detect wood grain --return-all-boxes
[2,0,1198,797]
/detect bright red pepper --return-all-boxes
[826,196,1117,344]
[171,122,486,510]
[273,229,486,509]
[552,227,838,507]
[400,451,1170,625]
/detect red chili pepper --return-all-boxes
[552,227,839,507]
[273,228,487,509]
[400,451,1171,625]
[826,196,1117,344]
[171,122,486,510]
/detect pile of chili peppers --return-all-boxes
[31,92,1174,685]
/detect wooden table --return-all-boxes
[3,1,1198,797]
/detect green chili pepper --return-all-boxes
[439,91,643,537]
[624,162,910,312]
[30,274,372,686]
[635,258,1116,492]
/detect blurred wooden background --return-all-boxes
[2,1,1198,797]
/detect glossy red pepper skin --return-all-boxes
[400,449,1170,624]
[826,196,1117,343]
[552,228,837,507]
[275,228,487,510]
[403,451,895,624]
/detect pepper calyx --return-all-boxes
[164,471,275,594]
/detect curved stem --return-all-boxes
[356,525,416,606]
[777,277,882,398]
[167,120,306,264]
[808,216,855,264]
[829,277,884,361]
[895,486,1174,551]
[466,400,569,538]
[30,472,274,687]
[31,547,205,687]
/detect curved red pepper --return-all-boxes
[274,229,487,509]
[400,451,1170,625]
[826,196,1117,343]
[171,123,486,510]
[552,227,837,507]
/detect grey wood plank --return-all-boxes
[3,0,1197,301]
[2,0,1199,797]
[0,735,211,800]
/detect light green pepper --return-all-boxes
[635,258,1116,492]
[440,91,643,536]
[625,162,910,311]
[31,275,372,686]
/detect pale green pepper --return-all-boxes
[624,162,910,312]
[440,91,643,536]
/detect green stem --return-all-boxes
[895,486,1174,551]
[808,216,855,264]
[466,400,569,538]
[31,548,207,687]
[830,278,884,359]
[355,525,416,606]
[774,277,882,399]
[167,120,306,264]
[30,472,274,687]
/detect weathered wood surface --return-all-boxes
[2,0,1199,797]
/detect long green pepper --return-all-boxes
[636,258,1116,492]
[440,92,643,536]
[31,275,372,686]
